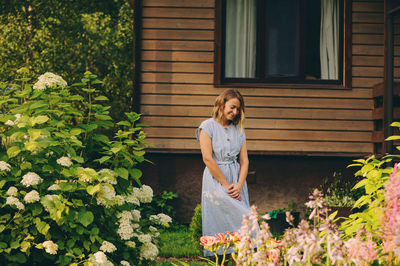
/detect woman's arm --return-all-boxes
[199,129,231,191]
[237,140,249,190]
[228,140,249,200]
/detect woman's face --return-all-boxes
[222,97,241,121]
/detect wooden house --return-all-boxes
[133,0,400,222]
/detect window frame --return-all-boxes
[214,0,352,89]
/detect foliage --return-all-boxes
[189,204,202,253]
[0,0,135,118]
[339,154,392,238]
[143,191,179,226]
[0,70,171,265]
[320,172,363,207]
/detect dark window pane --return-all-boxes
[264,0,300,77]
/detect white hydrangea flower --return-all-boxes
[133,185,153,203]
[6,186,18,196]
[47,184,60,191]
[132,210,141,222]
[33,72,67,90]
[5,120,14,126]
[24,190,40,203]
[157,213,172,224]
[125,241,136,248]
[125,194,140,206]
[42,240,58,255]
[100,241,117,253]
[118,211,133,222]
[92,251,108,264]
[6,196,24,210]
[96,184,116,208]
[113,195,125,206]
[21,172,43,187]
[117,220,134,240]
[98,169,117,184]
[138,234,152,244]
[56,156,72,167]
[139,242,158,260]
[150,213,172,225]
[0,161,11,172]
[120,261,131,266]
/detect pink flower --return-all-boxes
[200,236,218,247]
[381,163,400,254]
[215,233,228,245]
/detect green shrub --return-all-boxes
[189,204,202,253]
[0,69,171,265]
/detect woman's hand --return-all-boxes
[227,184,242,201]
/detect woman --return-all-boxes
[196,89,251,256]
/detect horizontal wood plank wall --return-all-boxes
[139,0,383,155]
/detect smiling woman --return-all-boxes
[196,89,251,257]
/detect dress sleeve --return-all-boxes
[240,129,246,146]
[195,119,213,142]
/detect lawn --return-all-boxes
[154,225,206,265]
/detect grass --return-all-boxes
[154,225,206,266]
[158,225,201,257]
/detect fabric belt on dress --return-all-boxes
[215,160,237,165]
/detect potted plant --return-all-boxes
[320,172,362,221]
[263,201,299,237]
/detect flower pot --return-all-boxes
[267,212,300,236]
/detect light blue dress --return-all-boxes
[196,118,251,256]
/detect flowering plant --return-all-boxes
[199,232,237,265]
[0,69,171,265]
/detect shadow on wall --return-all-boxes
[139,153,358,223]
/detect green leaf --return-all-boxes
[115,168,129,180]
[77,210,94,227]
[71,156,84,163]
[35,220,50,235]
[7,146,21,158]
[0,242,7,249]
[130,168,142,179]
[94,114,112,120]
[32,115,49,125]
[0,225,5,233]
[70,128,82,136]
[25,141,39,152]
[386,135,400,141]
[20,162,32,170]
[390,121,400,127]
[110,147,121,154]
[97,156,111,164]
[28,129,42,140]
[10,241,19,249]
[67,239,75,248]
[94,96,108,101]
[32,204,43,216]
[0,180,6,189]
[86,184,101,196]
[117,121,131,127]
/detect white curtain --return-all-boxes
[320,0,339,80]
[225,0,257,78]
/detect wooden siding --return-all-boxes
[139,0,384,155]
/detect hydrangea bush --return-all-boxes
[0,68,171,265]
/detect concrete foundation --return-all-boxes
[140,153,360,224]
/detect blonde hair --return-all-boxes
[212,89,245,130]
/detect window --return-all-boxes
[215,0,351,87]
